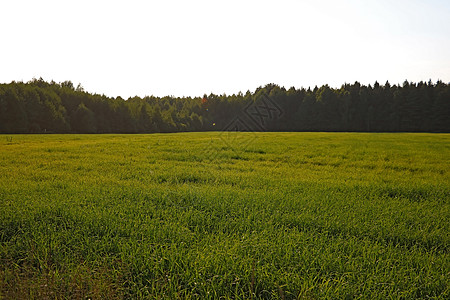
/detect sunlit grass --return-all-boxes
[1,132,449,299]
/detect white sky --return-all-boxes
[1,0,449,98]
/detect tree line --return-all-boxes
[0,78,449,133]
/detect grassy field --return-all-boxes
[0,132,449,299]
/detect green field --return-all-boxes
[1,132,449,299]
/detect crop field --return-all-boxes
[0,132,449,299]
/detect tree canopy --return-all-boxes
[0,78,449,133]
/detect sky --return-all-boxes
[1,0,449,98]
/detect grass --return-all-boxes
[0,132,449,299]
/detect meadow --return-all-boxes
[0,132,449,299]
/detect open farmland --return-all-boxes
[0,132,449,299]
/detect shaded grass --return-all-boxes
[0,132,449,299]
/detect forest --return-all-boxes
[0,78,449,133]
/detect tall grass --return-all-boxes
[0,132,449,299]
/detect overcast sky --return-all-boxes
[1,0,449,98]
